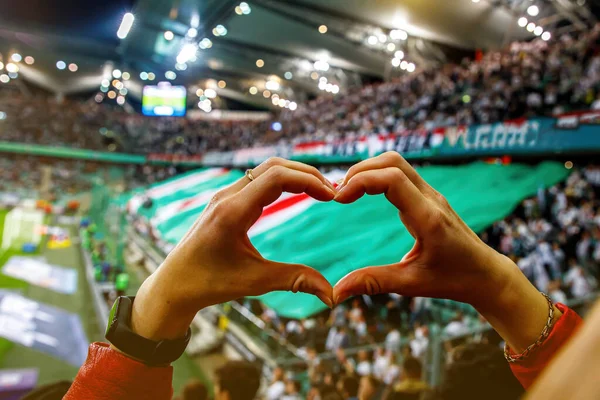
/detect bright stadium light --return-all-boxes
[332,85,340,94]
[249,86,258,95]
[534,26,543,36]
[11,53,22,62]
[314,60,329,71]
[56,61,66,70]
[214,25,227,36]
[240,2,251,14]
[0,74,9,83]
[0,62,4,70]
[284,71,293,80]
[318,81,327,90]
[117,13,135,39]
[367,35,378,45]
[140,72,148,80]
[199,38,213,49]
[387,43,396,52]
[205,88,217,98]
[101,79,110,87]
[218,80,226,88]
[256,59,264,68]
[164,31,174,41]
[392,58,401,67]
[518,17,528,27]
[68,63,78,72]
[407,63,416,72]
[113,69,122,78]
[542,31,551,41]
[122,72,130,80]
[5,63,19,73]
[147,72,156,80]
[177,43,197,64]
[289,101,297,111]
[165,70,177,80]
[400,60,408,70]
[390,29,408,40]
[395,50,404,59]
[235,6,243,15]
[24,56,34,65]
[319,25,328,34]
[526,22,536,32]
[187,28,198,38]
[265,80,280,91]
[8,72,18,79]
[117,95,126,105]
[527,5,539,16]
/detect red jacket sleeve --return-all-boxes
[509,303,583,389]
[64,342,174,400]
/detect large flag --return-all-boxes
[132,162,569,318]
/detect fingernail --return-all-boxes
[317,292,334,308]
[325,179,336,192]
[334,186,347,200]
[335,178,345,190]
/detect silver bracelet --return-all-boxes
[504,292,555,363]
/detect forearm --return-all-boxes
[472,252,562,353]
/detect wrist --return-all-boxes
[130,273,197,341]
[472,251,559,353]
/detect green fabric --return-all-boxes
[141,161,569,319]
[155,171,244,243]
[251,161,569,318]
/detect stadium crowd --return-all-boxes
[234,163,600,400]
[2,28,600,156]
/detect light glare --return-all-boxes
[117,13,135,39]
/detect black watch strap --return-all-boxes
[105,296,191,365]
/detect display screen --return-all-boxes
[142,84,187,117]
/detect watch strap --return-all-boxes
[106,296,191,365]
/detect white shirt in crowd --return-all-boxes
[383,363,401,385]
[356,360,372,377]
[385,329,401,353]
[443,320,469,338]
[565,267,595,298]
[373,354,390,379]
[267,381,286,400]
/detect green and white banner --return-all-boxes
[129,162,569,318]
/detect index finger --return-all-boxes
[341,152,432,193]
[232,166,336,230]
[335,167,430,224]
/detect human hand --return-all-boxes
[131,158,336,340]
[332,152,555,353]
[332,151,508,307]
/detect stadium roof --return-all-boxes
[0,0,596,110]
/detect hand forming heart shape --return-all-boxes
[137,153,510,334]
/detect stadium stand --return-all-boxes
[1,0,600,399]
[2,27,600,156]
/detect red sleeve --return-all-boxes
[64,342,174,400]
[509,303,583,389]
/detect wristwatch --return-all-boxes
[105,296,191,365]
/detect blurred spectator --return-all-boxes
[214,361,260,400]
[338,376,360,400]
[174,380,208,400]
[267,367,286,400]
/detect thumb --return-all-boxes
[263,260,334,308]
[333,264,405,305]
